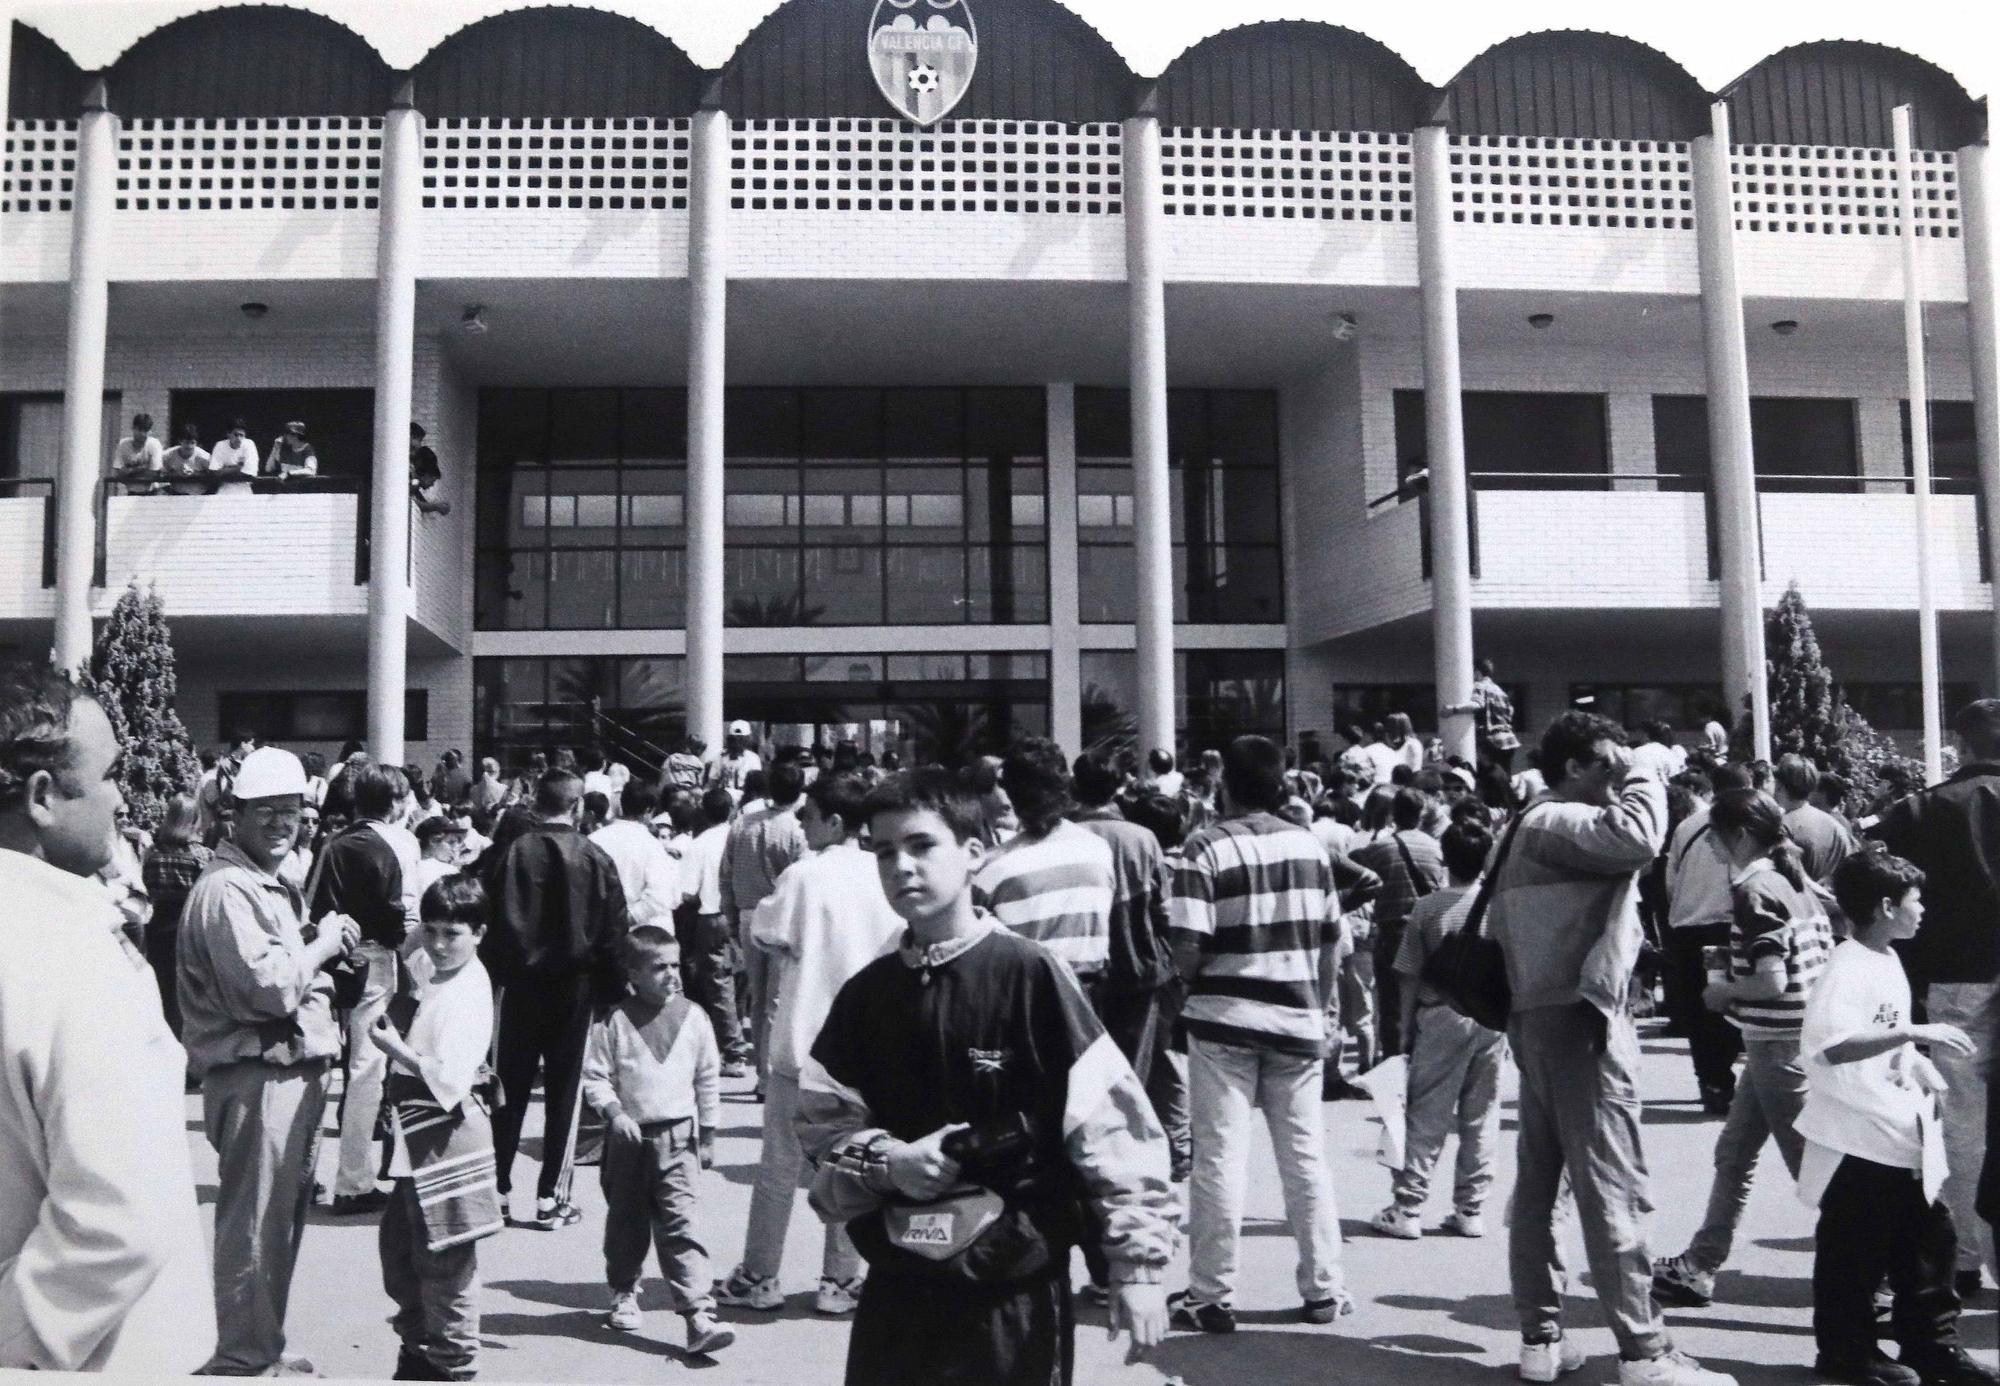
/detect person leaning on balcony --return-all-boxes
[161,421,212,496]
[267,421,318,483]
[109,413,163,495]
[210,418,259,491]
[411,422,451,516]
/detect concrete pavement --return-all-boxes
[184,1024,1997,1384]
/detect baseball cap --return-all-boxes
[233,746,308,800]
[728,719,752,737]
[415,816,467,847]
[1444,765,1478,792]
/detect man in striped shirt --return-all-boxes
[1166,734,1351,1335]
[971,738,1115,987]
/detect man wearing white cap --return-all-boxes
[179,745,360,1376]
[708,720,763,803]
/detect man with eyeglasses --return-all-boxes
[179,747,361,1376]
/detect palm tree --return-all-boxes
[728,592,827,627]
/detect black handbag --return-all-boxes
[1420,806,1540,1032]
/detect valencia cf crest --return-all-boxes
[868,0,978,126]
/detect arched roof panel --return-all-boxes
[9,21,85,120]
[412,7,704,118]
[1154,21,1431,132]
[1724,42,1982,149]
[719,0,1133,123]
[1440,30,1709,140]
[106,6,395,117]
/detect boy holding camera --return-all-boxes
[797,768,1177,1385]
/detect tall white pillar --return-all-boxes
[366,88,420,763]
[51,80,114,675]
[1122,114,1175,757]
[1962,140,2000,694]
[1692,102,1770,760]
[684,106,729,755]
[1413,125,1476,764]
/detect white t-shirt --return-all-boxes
[1796,939,1925,1170]
[1630,741,1678,781]
[209,437,260,480]
[1153,770,1184,798]
[1363,742,1400,785]
[710,749,763,796]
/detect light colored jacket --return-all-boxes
[1490,774,1667,1016]
[0,851,214,1372]
[751,840,904,1079]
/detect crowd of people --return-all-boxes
[13,653,2000,1386]
[106,411,450,513]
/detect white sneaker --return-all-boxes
[1519,1335,1587,1383]
[814,1277,863,1315]
[1616,1349,1737,1386]
[713,1266,783,1311]
[605,1290,641,1332]
[1370,1205,1422,1240]
[1442,1209,1486,1239]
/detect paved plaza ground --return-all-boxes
[192,1024,2000,1385]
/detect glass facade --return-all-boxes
[473,653,1048,771]
[1079,649,1286,756]
[476,387,1047,630]
[1075,389,1284,624]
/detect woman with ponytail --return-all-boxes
[1652,788,1835,1308]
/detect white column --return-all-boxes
[366,89,420,763]
[684,106,729,754]
[1961,140,2000,695]
[51,80,114,674]
[1122,114,1175,757]
[1045,383,1082,753]
[1692,102,1770,760]
[1413,125,1476,764]
[1895,106,1943,785]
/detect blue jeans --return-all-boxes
[1685,1036,1806,1274]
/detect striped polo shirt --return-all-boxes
[1169,813,1335,1057]
[972,820,1115,977]
[1727,861,1835,1039]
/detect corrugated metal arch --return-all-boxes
[718,0,1133,123]
[105,6,394,117]
[412,7,704,119]
[1724,42,1983,150]
[1439,30,1709,141]
[9,20,84,119]
[1154,21,1432,133]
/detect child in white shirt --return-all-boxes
[1802,849,1995,1386]
[368,874,501,1382]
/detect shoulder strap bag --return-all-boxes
[1418,805,1541,1032]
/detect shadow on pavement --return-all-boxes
[1373,1292,1523,1335]
[1150,1328,1499,1384]
[1643,1102,1722,1126]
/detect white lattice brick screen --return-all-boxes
[423,119,690,210]
[1731,145,1958,238]
[2,120,78,213]
[1161,129,1412,221]
[115,118,380,211]
[1450,136,1694,230]
[730,119,1121,213]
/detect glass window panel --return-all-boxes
[548,388,620,466]
[968,652,1049,681]
[909,492,964,528]
[1199,545,1283,622]
[1167,468,1187,543]
[546,495,576,528]
[801,546,885,624]
[966,544,1047,623]
[618,549,685,628]
[625,492,684,529]
[549,469,619,547]
[1078,545,1135,622]
[477,390,548,467]
[851,493,883,527]
[1168,391,1209,464]
[966,463,992,542]
[726,388,800,461]
[885,388,961,460]
[1075,387,1131,459]
[575,494,619,528]
[724,548,804,625]
[547,550,617,629]
[1752,397,1859,493]
[806,654,884,682]
[613,656,686,736]
[966,388,1044,459]
[1206,391,1278,467]
[803,466,882,540]
[885,546,968,623]
[1077,494,1116,528]
[521,494,549,529]
[888,654,967,681]
[622,388,687,464]
[883,495,911,525]
[802,389,881,460]
[1010,467,1047,538]
[726,655,800,683]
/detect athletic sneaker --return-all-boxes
[684,1311,736,1356]
[605,1290,641,1332]
[1900,1344,2000,1385]
[1166,1292,1235,1334]
[1370,1205,1422,1240]
[1813,1350,1921,1386]
[1651,1254,1716,1308]
[528,1198,582,1230]
[722,1060,752,1079]
[1079,1281,1110,1307]
[814,1277,863,1316]
[1616,1349,1738,1386]
[1519,1335,1587,1382]
[1441,1209,1486,1238]
[1300,1290,1354,1324]
[713,1266,784,1311]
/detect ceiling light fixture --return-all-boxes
[239,301,269,320]
[1527,312,1555,330]
[1330,311,1358,342]
[1771,319,1799,336]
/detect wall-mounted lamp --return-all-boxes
[1771,319,1799,336]
[1527,312,1555,330]
[461,305,489,335]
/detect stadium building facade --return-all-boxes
[1,1,1995,769]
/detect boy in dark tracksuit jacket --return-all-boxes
[797,768,1178,1386]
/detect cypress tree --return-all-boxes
[85,581,200,829]
[1762,582,1844,767]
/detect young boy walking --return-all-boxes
[797,768,1177,1385]
[368,875,504,1382]
[1371,819,1502,1240]
[1801,849,1999,1386]
[581,926,733,1356]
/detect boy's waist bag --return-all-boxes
[1419,806,1541,1033]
